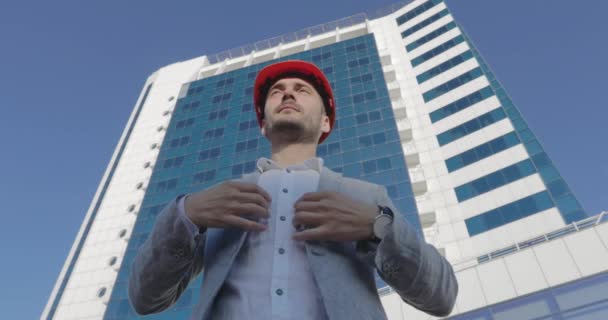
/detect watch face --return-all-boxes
[373,215,392,239]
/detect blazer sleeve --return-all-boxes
[128,194,207,315]
[358,185,459,317]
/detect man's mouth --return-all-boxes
[278,105,299,113]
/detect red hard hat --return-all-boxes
[253,60,336,144]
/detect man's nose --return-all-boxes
[281,88,296,102]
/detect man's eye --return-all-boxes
[298,88,310,93]
[270,89,281,95]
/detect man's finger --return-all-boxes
[293,226,326,241]
[233,203,270,219]
[297,191,330,202]
[235,192,271,210]
[223,215,267,232]
[292,211,323,228]
[233,182,272,202]
[293,200,323,212]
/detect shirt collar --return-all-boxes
[256,157,324,174]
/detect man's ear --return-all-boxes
[321,115,331,133]
[260,119,267,136]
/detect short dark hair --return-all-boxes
[257,71,333,120]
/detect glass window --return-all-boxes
[446,157,464,172]
[492,294,554,320]
[406,21,457,52]
[369,111,381,121]
[402,8,450,39]
[210,148,220,158]
[411,35,465,67]
[555,195,580,214]
[236,142,246,152]
[242,103,252,112]
[219,109,228,119]
[547,179,569,198]
[359,136,372,147]
[533,152,551,168]
[362,160,377,174]
[244,161,256,173]
[372,132,386,144]
[524,140,542,156]
[461,150,478,165]
[232,164,243,176]
[475,144,493,159]
[539,166,560,183]
[471,179,490,194]
[328,142,341,155]
[396,0,442,26]
[486,172,506,189]
[456,185,474,201]
[356,113,368,124]
[377,158,391,170]
[247,139,258,150]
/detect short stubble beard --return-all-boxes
[265,118,318,144]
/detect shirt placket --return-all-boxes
[270,167,294,318]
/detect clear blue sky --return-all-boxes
[0,1,606,318]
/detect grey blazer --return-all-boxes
[129,167,458,320]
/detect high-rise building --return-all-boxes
[43,0,608,319]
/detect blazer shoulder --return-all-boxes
[340,176,384,196]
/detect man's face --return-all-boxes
[261,77,330,144]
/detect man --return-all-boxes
[129,60,458,319]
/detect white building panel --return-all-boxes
[597,223,608,248]
[459,174,545,220]
[533,239,581,286]
[477,259,517,304]
[447,144,529,187]
[412,42,470,73]
[503,249,549,295]
[406,27,461,58]
[381,293,407,320]
[402,13,454,43]
[564,228,608,276]
[418,58,480,93]
[424,76,489,114]
[454,268,487,313]
[395,1,448,32]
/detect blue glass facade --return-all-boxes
[103,34,420,319]
[445,132,521,173]
[459,28,588,226]
[455,159,537,202]
[396,0,443,26]
[417,50,474,84]
[402,0,587,235]
[406,21,457,52]
[401,8,449,38]
[446,271,608,320]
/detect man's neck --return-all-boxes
[270,142,318,168]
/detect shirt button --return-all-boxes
[276,289,284,296]
[280,216,286,221]
[282,188,288,193]
[278,248,285,254]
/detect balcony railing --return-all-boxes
[206,1,412,64]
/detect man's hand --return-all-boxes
[184,181,272,231]
[291,191,378,242]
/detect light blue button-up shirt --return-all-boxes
[178,157,329,320]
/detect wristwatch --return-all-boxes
[371,205,394,243]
